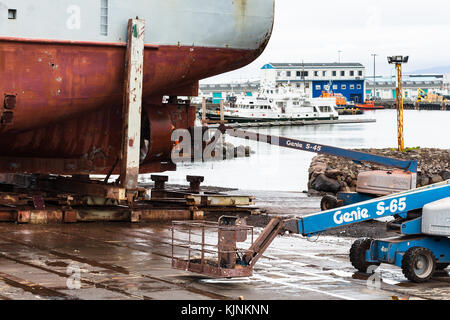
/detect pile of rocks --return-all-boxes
[308,148,449,195]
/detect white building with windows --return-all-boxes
[260,63,366,102]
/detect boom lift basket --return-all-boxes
[171,216,255,277]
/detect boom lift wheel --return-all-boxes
[320,195,339,211]
[401,247,436,283]
[349,238,380,273]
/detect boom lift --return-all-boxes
[172,128,450,282]
[264,181,449,283]
[173,179,450,282]
[220,126,418,209]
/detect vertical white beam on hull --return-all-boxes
[120,18,145,190]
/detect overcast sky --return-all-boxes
[203,0,450,83]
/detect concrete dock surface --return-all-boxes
[0,190,449,300]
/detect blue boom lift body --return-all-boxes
[216,127,450,282]
[287,181,450,282]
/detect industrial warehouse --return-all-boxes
[0,0,449,312]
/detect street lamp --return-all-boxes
[388,55,409,151]
[338,50,342,63]
[387,56,409,64]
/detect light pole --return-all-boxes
[371,53,378,100]
[388,55,409,151]
[338,50,342,63]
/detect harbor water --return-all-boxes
[153,110,450,192]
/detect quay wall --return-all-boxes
[375,100,450,111]
[193,101,450,111]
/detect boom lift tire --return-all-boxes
[401,247,436,283]
[320,195,339,211]
[349,238,380,273]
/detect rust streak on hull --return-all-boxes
[0,40,266,134]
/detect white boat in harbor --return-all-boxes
[203,84,339,123]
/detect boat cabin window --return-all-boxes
[319,106,332,113]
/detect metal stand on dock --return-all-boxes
[0,173,259,224]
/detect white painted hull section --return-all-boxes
[0,0,274,50]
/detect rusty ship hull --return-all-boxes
[0,0,274,174]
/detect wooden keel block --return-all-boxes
[63,210,78,223]
[138,209,191,221]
